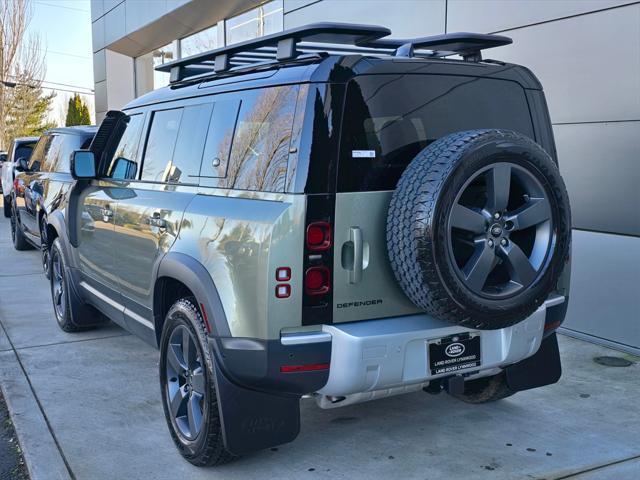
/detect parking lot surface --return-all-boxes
[0,210,639,480]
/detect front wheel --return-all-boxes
[159,298,234,467]
[50,238,82,332]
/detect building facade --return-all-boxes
[90,0,640,353]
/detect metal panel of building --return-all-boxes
[284,0,446,37]
[555,121,640,236]
[562,230,640,354]
[487,4,640,124]
[447,0,635,33]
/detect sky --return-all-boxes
[26,0,95,125]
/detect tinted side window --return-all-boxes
[50,134,90,173]
[140,109,183,182]
[14,142,37,164]
[199,99,240,179]
[159,103,213,184]
[339,75,534,192]
[107,114,145,180]
[28,136,54,172]
[224,86,298,192]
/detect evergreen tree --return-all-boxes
[65,93,91,126]
[2,69,56,145]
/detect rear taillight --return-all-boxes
[302,195,335,326]
[306,222,331,251]
[305,266,330,295]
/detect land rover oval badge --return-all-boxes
[445,342,465,358]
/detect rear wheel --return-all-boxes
[451,372,514,404]
[159,298,234,467]
[3,195,10,218]
[40,216,51,279]
[10,203,31,251]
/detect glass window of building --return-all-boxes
[225,0,283,45]
[180,25,219,57]
[135,42,176,96]
[152,43,176,89]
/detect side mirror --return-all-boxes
[15,157,29,172]
[71,150,96,180]
[110,157,137,180]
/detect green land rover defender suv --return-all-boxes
[47,24,571,465]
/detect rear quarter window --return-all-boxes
[223,85,298,192]
[339,74,534,192]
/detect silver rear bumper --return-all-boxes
[312,296,564,402]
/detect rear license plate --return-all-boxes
[428,335,481,375]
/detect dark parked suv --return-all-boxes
[11,126,97,277]
[49,24,571,465]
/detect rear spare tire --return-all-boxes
[387,129,571,329]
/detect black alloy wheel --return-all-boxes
[40,217,51,279]
[51,246,67,321]
[164,324,206,442]
[447,162,553,299]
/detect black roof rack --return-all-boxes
[360,32,513,62]
[155,23,512,84]
[157,22,390,83]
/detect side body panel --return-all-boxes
[74,181,125,326]
[170,190,306,340]
[112,182,196,340]
[16,171,74,242]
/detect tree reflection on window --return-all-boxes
[224,86,297,192]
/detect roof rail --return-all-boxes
[155,25,513,84]
[157,22,391,83]
[360,32,512,61]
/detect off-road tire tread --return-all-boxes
[3,195,11,218]
[50,238,84,332]
[387,129,571,329]
[161,298,236,467]
[11,206,31,251]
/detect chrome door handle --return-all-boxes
[349,226,363,284]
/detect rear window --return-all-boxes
[338,75,534,192]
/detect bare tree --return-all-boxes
[0,0,53,149]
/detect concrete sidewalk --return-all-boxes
[0,212,638,480]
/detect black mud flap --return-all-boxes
[65,267,109,328]
[505,332,562,392]
[212,361,300,456]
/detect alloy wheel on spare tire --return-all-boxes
[387,129,571,330]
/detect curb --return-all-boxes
[0,340,71,480]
